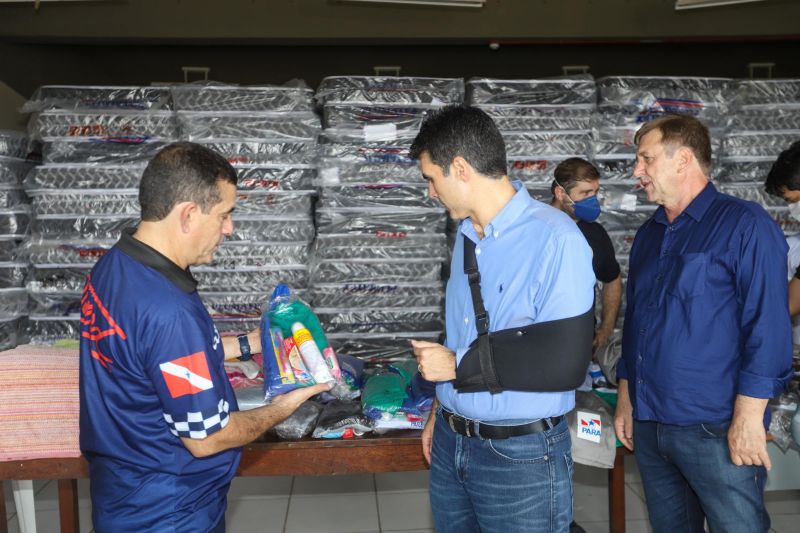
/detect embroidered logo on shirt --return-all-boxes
[159,352,214,398]
[576,411,602,443]
[81,275,127,372]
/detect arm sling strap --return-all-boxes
[454,235,595,394]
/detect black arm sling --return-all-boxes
[453,235,595,394]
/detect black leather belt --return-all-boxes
[441,408,562,440]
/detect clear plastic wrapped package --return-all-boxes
[177,111,320,141]
[0,238,18,261]
[729,79,800,107]
[195,139,316,165]
[508,157,568,185]
[317,184,435,209]
[476,104,594,132]
[596,206,657,232]
[0,156,34,185]
[27,289,82,315]
[171,84,314,112]
[42,138,170,164]
[607,230,637,258]
[316,76,464,105]
[211,241,310,268]
[315,207,446,235]
[31,110,178,141]
[594,125,724,159]
[716,157,775,183]
[766,207,800,235]
[273,400,323,440]
[0,315,26,351]
[0,288,28,316]
[22,85,173,112]
[722,131,800,158]
[0,208,31,238]
[315,306,444,334]
[503,131,592,159]
[213,317,261,335]
[716,182,783,207]
[0,130,29,159]
[315,141,419,186]
[310,281,444,308]
[225,214,315,242]
[26,264,90,292]
[32,214,137,239]
[0,261,28,288]
[323,103,441,131]
[313,233,447,261]
[26,314,80,345]
[24,164,146,190]
[28,189,140,216]
[311,399,373,439]
[233,190,314,215]
[192,265,309,292]
[200,291,269,320]
[16,239,113,265]
[728,105,800,132]
[0,184,27,208]
[328,331,441,362]
[310,258,443,284]
[234,164,316,190]
[591,155,636,182]
[466,77,597,106]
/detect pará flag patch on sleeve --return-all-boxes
[159,351,214,399]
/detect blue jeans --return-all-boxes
[634,420,770,533]
[429,409,574,533]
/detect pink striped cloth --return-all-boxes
[0,344,80,461]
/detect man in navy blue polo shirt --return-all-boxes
[79,142,329,533]
[613,115,793,533]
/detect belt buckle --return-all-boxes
[464,420,472,438]
[447,413,457,434]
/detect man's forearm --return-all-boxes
[599,276,623,333]
[733,394,769,421]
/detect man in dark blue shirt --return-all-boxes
[79,142,329,532]
[613,115,793,533]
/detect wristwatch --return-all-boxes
[237,334,252,362]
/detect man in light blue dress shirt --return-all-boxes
[410,105,595,533]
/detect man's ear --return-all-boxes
[676,146,693,174]
[451,156,472,182]
[176,201,197,234]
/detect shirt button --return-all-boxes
[493,231,499,239]
[464,317,469,324]
[475,248,481,255]
[637,379,644,384]
[637,355,643,361]
[639,328,646,334]
[656,275,663,281]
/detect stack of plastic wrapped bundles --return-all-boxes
[361,359,436,433]
[0,130,33,350]
[172,83,320,336]
[21,86,178,344]
[312,77,460,362]
[466,75,597,200]
[718,79,800,234]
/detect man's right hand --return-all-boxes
[613,378,634,451]
[272,382,332,413]
[421,407,435,465]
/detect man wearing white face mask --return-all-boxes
[551,157,622,349]
[764,140,800,317]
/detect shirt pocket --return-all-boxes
[666,252,706,299]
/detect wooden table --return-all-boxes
[0,433,632,533]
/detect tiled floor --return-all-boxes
[4,456,800,532]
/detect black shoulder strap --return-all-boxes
[462,235,503,394]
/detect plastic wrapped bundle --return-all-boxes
[311,399,373,439]
[0,315,26,351]
[41,138,170,164]
[503,131,592,159]
[26,314,80,345]
[26,264,90,292]
[199,291,270,319]
[715,158,776,183]
[466,77,597,106]
[716,183,783,208]
[0,130,29,159]
[728,105,800,132]
[310,281,444,308]
[234,164,316,190]
[0,288,28,316]
[317,184,436,209]
[315,306,444,334]
[592,155,636,182]
[233,190,314,216]
[213,317,260,335]
[316,76,464,105]
[171,84,314,112]
[596,76,731,128]
[607,230,637,258]
[22,85,173,112]
[0,184,27,209]
[525,184,553,203]
[0,208,31,238]
[765,207,800,235]
[508,157,566,185]
[0,238,18,261]
[315,140,419,186]
[195,139,316,165]
[729,79,800,107]
[593,126,724,158]
[31,110,178,141]
[15,239,114,265]
[0,156,34,185]
[722,132,800,158]
[315,207,446,235]
[328,331,441,362]
[28,189,139,216]
[311,259,443,284]
[272,401,323,440]
[0,262,27,288]
[32,214,137,239]
[323,103,442,132]
[313,233,447,261]
[27,289,82,315]
[177,111,320,141]
[596,206,657,231]
[24,164,146,190]
[192,265,309,292]
[598,182,649,212]
[476,104,594,132]
[225,214,315,242]
[211,241,310,268]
